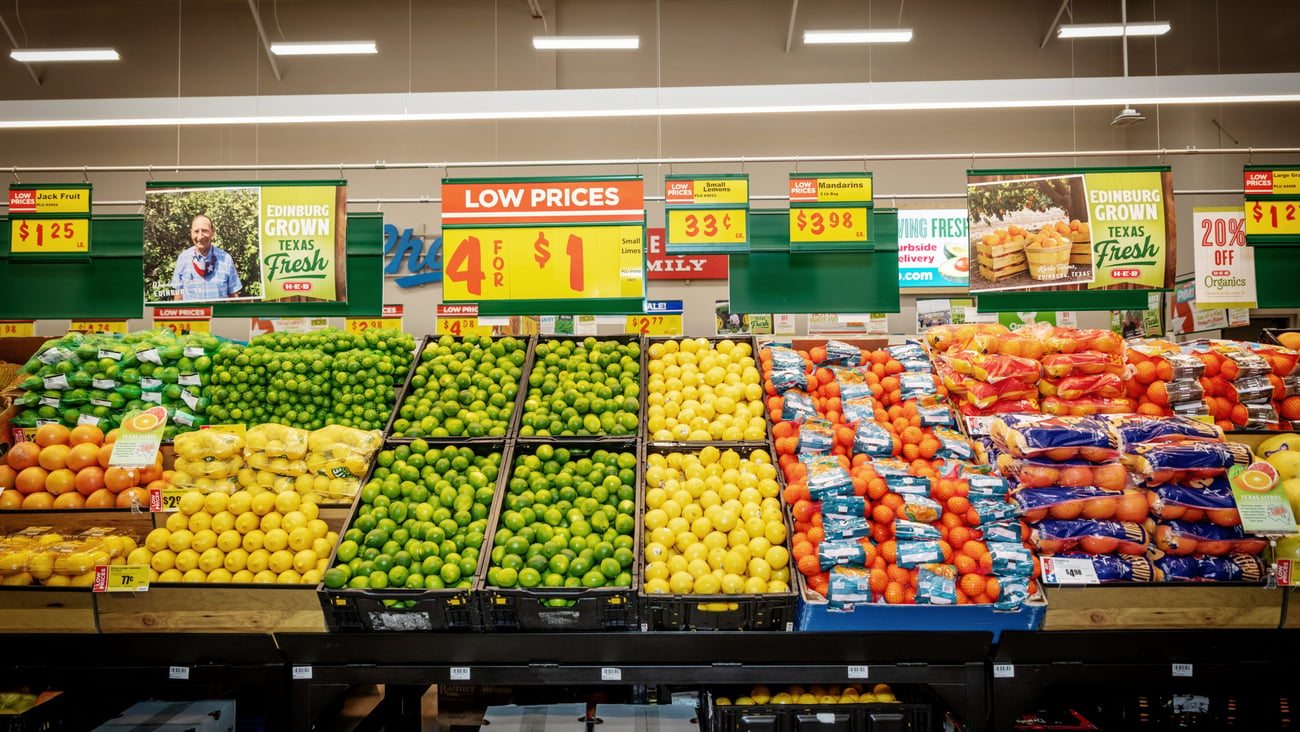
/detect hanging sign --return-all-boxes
[788,173,872,251]
[664,174,749,254]
[7,184,92,258]
[1192,208,1256,309]
[625,300,684,336]
[441,176,646,314]
[1244,166,1300,242]
[897,209,969,288]
[153,306,213,335]
[967,167,1176,294]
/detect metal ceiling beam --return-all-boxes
[785,0,799,52]
[246,0,283,81]
[1040,0,1072,48]
[0,13,41,86]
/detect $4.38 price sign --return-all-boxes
[9,218,90,254]
[1246,200,1300,236]
[442,225,645,302]
[790,206,869,244]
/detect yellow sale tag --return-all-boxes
[69,320,128,334]
[345,317,403,334]
[10,218,89,254]
[666,209,748,246]
[790,206,870,243]
[0,321,35,337]
[204,424,247,437]
[625,314,683,336]
[10,187,91,214]
[437,317,494,337]
[1245,200,1300,236]
[666,178,749,205]
[155,319,211,335]
[149,487,189,512]
[442,225,645,302]
[93,564,150,592]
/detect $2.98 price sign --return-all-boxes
[9,218,89,254]
[1246,200,1300,236]
[790,206,868,243]
[667,209,746,245]
[442,225,645,302]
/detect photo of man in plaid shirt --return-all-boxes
[171,214,243,301]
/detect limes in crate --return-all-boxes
[517,338,641,437]
[391,336,526,439]
[646,339,766,442]
[642,448,789,596]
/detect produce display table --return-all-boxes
[276,631,993,732]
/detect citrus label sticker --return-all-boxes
[1227,461,1296,534]
[108,406,169,468]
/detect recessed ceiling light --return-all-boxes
[10,48,120,62]
[803,29,913,44]
[533,36,640,50]
[1058,22,1171,39]
[269,41,378,56]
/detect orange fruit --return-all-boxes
[74,466,107,496]
[52,492,86,509]
[37,444,71,471]
[104,467,140,493]
[15,466,50,494]
[960,573,986,598]
[68,424,105,447]
[0,490,23,510]
[21,492,54,510]
[7,442,41,471]
[97,443,116,469]
[104,428,121,443]
[85,488,117,509]
[1281,396,1300,421]
[138,455,165,484]
[65,442,102,472]
[1146,381,1169,407]
[33,424,71,448]
[116,487,149,509]
[1133,361,1158,385]
[44,468,77,496]
[0,465,15,491]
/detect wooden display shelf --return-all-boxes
[1042,584,1283,630]
[0,586,97,633]
[95,584,327,633]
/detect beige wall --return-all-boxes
[3,0,1298,338]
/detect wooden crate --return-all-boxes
[976,240,1027,258]
[0,587,97,633]
[0,508,154,538]
[1042,585,1283,630]
[979,262,1028,282]
[95,584,326,633]
[977,252,1027,269]
[1284,588,1300,628]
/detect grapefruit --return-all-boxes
[7,442,41,471]
[33,424,70,448]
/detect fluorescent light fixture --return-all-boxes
[533,36,640,50]
[269,41,377,56]
[9,47,120,62]
[0,72,1296,129]
[804,29,913,44]
[1058,21,1171,39]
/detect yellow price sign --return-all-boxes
[790,206,870,243]
[149,487,189,512]
[69,320,128,334]
[9,218,89,254]
[1246,200,1300,236]
[93,564,150,592]
[0,321,35,337]
[437,317,494,337]
[9,187,91,214]
[156,319,211,335]
[443,225,645,302]
[667,209,748,246]
[345,317,403,334]
[625,313,683,336]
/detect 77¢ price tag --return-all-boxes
[93,564,150,592]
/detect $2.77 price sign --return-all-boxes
[1246,200,1300,236]
[442,225,644,302]
[625,314,682,336]
[790,206,868,243]
[9,218,89,254]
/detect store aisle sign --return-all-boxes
[967,167,1175,294]
[144,181,346,305]
[897,209,969,288]
[645,229,728,279]
[383,225,444,288]
[7,184,92,258]
[153,306,212,336]
[788,173,872,250]
[441,176,646,310]
[665,174,749,254]
[1192,208,1256,309]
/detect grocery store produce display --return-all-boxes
[0,526,138,586]
[645,338,768,442]
[10,329,221,438]
[0,422,160,510]
[518,337,642,437]
[389,335,528,438]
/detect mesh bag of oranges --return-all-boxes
[170,429,245,494]
[303,425,382,500]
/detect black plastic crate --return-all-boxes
[516,334,646,443]
[0,692,66,732]
[475,440,643,631]
[710,701,930,732]
[642,335,769,449]
[317,440,512,631]
[384,334,535,442]
[638,442,797,631]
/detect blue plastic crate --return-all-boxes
[795,586,1045,640]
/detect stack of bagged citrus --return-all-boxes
[389,335,527,439]
[0,423,162,510]
[646,338,767,442]
[518,338,641,437]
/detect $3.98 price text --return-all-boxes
[791,207,868,242]
[1247,200,1300,236]
[442,226,644,302]
[10,218,89,253]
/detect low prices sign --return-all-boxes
[1244,166,1300,239]
[1192,208,1256,309]
[153,306,212,335]
[346,304,404,334]
[645,229,727,279]
[788,173,872,250]
[7,184,92,257]
[664,175,749,254]
[441,176,646,313]
[436,304,494,337]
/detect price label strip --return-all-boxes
[788,173,873,252]
[0,321,35,338]
[1041,556,1099,585]
[626,300,684,336]
[438,317,494,337]
[149,487,188,512]
[346,317,403,333]
[664,174,750,254]
[443,225,645,302]
[1245,199,1300,237]
[70,320,128,335]
[93,564,151,592]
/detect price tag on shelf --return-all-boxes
[69,320,127,334]
[292,666,313,680]
[664,175,749,254]
[169,666,190,680]
[92,564,151,592]
[601,667,623,681]
[666,209,748,247]
[450,667,471,681]
[1245,200,1300,236]
[790,206,869,244]
[1172,663,1193,678]
[1041,557,1099,585]
[438,317,493,337]
[1244,168,1300,196]
[846,665,870,679]
[345,316,403,334]
[9,218,90,254]
[1276,558,1293,587]
[993,664,1015,679]
[625,314,683,336]
[149,487,187,512]
[0,321,35,337]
